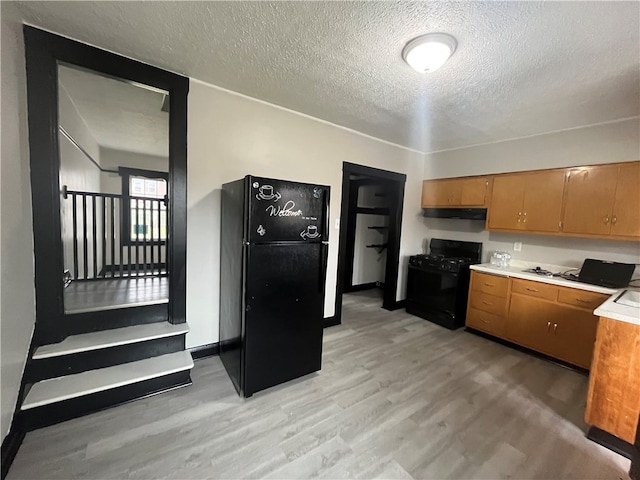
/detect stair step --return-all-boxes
[22,351,193,410]
[33,323,189,359]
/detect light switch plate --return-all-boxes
[514,242,522,252]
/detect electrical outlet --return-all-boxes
[514,242,522,252]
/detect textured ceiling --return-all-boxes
[17,1,640,153]
[58,65,169,157]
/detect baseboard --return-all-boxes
[1,428,25,480]
[344,282,378,292]
[189,343,220,359]
[465,327,589,375]
[383,299,406,311]
[587,426,634,459]
[323,316,340,328]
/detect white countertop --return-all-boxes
[594,289,640,326]
[470,262,618,295]
[471,261,640,326]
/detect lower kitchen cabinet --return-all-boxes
[506,294,560,356]
[467,271,608,369]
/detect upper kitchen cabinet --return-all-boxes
[488,170,566,233]
[562,162,640,240]
[421,177,490,208]
[610,162,640,238]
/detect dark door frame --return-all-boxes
[24,26,189,344]
[333,162,406,326]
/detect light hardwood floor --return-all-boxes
[8,290,631,479]
[64,277,169,314]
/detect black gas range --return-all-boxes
[406,239,482,330]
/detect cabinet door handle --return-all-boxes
[604,215,610,224]
[547,321,551,332]
[553,323,558,334]
[526,287,539,292]
[523,212,527,223]
[611,215,617,225]
[517,212,522,222]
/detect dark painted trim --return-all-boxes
[345,282,379,293]
[343,162,407,183]
[27,335,186,382]
[343,179,359,292]
[119,167,169,179]
[381,180,405,311]
[587,426,633,459]
[335,163,406,324]
[464,327,589,375]
[65,303,168,335]
[19,370,191,431]
[385,299,407,311]
[1,427,25,480]
[189,343,220,359]
[24,26,188,345]
[323,316,340,328]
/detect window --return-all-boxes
[119,168,168,245]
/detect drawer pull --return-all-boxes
[575,298,590,303]
[526,287,539,292]
[483,283,494,287]
[481,319,491,324]
[482,301,492,306]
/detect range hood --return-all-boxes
[422,208,487,220]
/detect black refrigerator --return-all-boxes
[219,175,330,397]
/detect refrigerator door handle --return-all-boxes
[322,187,331,243]
[320,243,328,294]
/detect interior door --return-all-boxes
[487,174,525,230]
[562,165,617,235]
[244,243,326,396]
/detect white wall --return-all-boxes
[352,185,388,286]
[99,147,168,195]
[187,80,425,348]
[422,119,640,269]
[352,214,387,285]
[58,86,103,278]
[0,2,36,441]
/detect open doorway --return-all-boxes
[24,27,188,345]
[58,65,170,316]
[333,162,406,326]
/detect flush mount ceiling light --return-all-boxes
[402,33,457,73]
